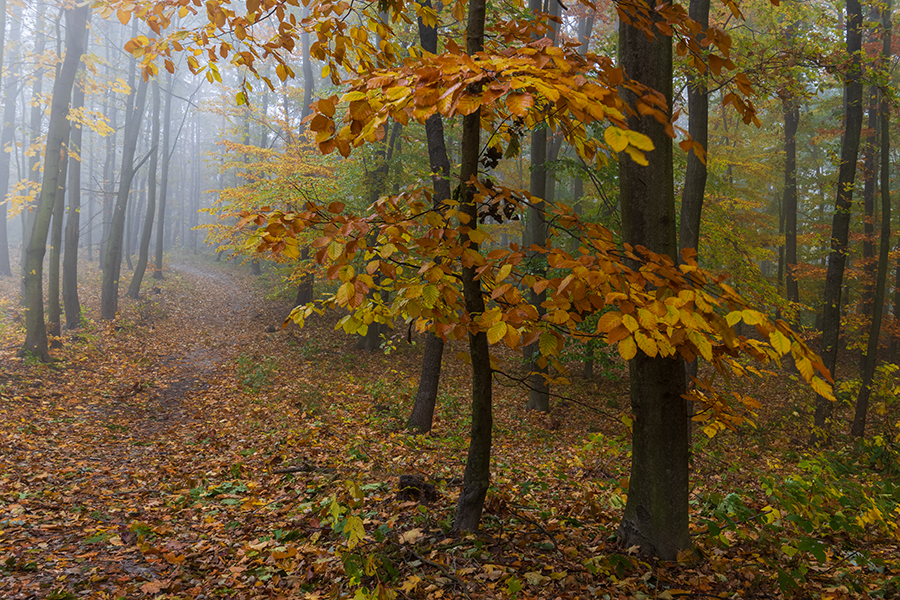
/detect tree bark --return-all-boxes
[63,28,88,330]
[19,5,89,360]
[859,84,879,316]
[0,8,19,278]
[453,0,490,533]
[128,78,160,298]
[47,132,70,348]
[153,71,174,280]
[782,96,800,307]
[616,0,691,560]
[851,0,890,438]
[100,76,149,320]
[813,0,864,439]
[408,0,453,434]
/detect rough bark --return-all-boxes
[453,0,490,533]
[19,5,89,360]
[128,78,160,298]
[616,0,691,560]
[813,0,864,438]
[852,0,890,438]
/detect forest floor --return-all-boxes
[0,251,899,600]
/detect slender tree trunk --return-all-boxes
[524,0,550,412]
[860,83,879,316]
[453,0,490,533]
[20,7,46,298]
[783,95,800,307]
[852,0,891,437]
[128,79,160,298]
[616,0,690,560]
[0,8,19,277]
[47,134,70,347]
[20,5,89,360]
[100,76,149,320]
[408,0,453,434]
[63,29,88,330]
[153,71,173,279]
[813,0,864,439]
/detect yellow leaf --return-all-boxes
[741,309,764,325]
[596,312,622,333]
[725,311,742,327]
[604,126,629,153]
[335,282,354,305]
[624,129,654,151]
[769,330,791,356]
[635,331,658,357]
[795,356,814,381]
[487,321,508,345]
[811,376,835,401]
[341,90,367,102]
[637,308,657,329]
[117,8,131,25]
[496,263,512,282]
[539,331,558,356]
[624,146,649,166]
[400,575,422,593]
[622,314,639,333]
[343,515,365,548]
[619,336,637,360]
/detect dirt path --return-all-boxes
[0,258,299,599]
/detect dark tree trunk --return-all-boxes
[408,0,453,434]
[678,0,709,393]
[852,0,891,437]
[453,0,490,534]
[524,0,550,413]
[20,5,89,360]
[860,85,879,316]
[615,0,691,560]
[813,0,864,438]
[128,78,160,298]
[783,96,800,307]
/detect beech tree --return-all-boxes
[20,4,89,360]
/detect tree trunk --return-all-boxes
[128,78,160,298]
[153,71,174,280]
[100,33,118,274]
[20,7,46,298]
[100,76,149,320]
[813,0,864,439]
[47,132,70,348]
[615,0,691,560]
[19,5,89,360]
[524,0,550,413]
[408,0,453,434]
[851,0,890,438]
[859,84,879,316]
[63,30,88,330]
[453,0,490,534]
[0,7,18,278]
[783,95,800,307]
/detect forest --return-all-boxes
[0,0,899,596]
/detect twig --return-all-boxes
[390,541,473,600]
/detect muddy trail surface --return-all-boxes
[0,258,315,600]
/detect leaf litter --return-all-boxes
[0,255,898,599]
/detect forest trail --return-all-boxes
[0,257,304,599]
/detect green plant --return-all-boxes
[234,353,278,392]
